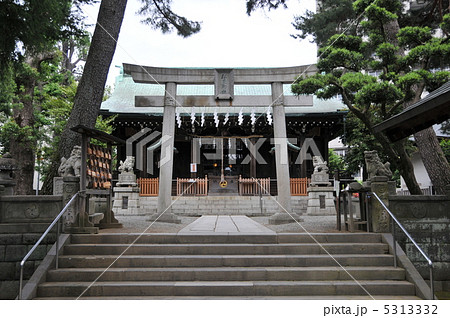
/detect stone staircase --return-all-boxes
[135,196,308,216]
[34,232,420,299]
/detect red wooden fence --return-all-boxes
[290,178,310,196]
[238,176,271,196]
[176,176,208,196]
[137,178,159,196]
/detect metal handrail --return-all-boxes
[370,192,434,300]
[18,192,81,300]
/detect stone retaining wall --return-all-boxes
[0,195,62,299]
[0,232,56,299]
[389,195,450,291]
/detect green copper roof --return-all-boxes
[177,85,214,95]
[101,74,164,112]
[234,85,271,95]
[101,72,347,114]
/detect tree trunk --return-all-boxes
[391,140,423,194]
[375,132,422,194]
[414,127,450,194]
[11,85,35,195]
[41,0,128,194]
[11,53,54,195]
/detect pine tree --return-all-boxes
[292,0,450,194]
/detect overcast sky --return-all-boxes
[82,0,318,87]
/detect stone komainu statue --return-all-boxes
[312,156,329,174]
[118,156,135,173]
[364,150,392,179]
[58,146,82,177]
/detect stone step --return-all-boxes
[70,233,277,244]
[32,230,423,299]
[277,233,382,243]
[58,254,395,268]
[63,243,389,256]
[46,266,406,282]
[37,280,416,298]
[33,295,422,300]
[69,233,382,245]
[171,212,303,217]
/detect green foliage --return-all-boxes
[402,1,450,28]
[138,0,201,38]
[341,113,383,174]
[361,2,399,22]
[328,149,346,172]
[245,0,287,15]
[440,139,450,163]
[291,0,358,47]
[340,72,376,92]
[397,26,432,48]
[0,64,16,114]
[353,0,402,17]
[0,0,95,69]
[0,119,35,151]
[441,14,450,34]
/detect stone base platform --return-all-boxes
[179,215,275,234]
[306,187,337,216]
[123,196,308,216]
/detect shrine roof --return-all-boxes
[101,66,347,115]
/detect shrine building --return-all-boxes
[100,64,347,215]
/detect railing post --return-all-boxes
[19,265,23,300]
[392,217,397,268]
[430,264,434,300]
[56,218,60,269]
[258,179,263,214]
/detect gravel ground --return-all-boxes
[102,214,345,233]
[253,215,342,233]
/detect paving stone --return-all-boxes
[179,215,275,234]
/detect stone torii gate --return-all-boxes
[121,64,318,223]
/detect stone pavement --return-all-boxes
[178,215,275,234]
[102,214,343,234]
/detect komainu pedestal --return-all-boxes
[306,187,336,215]
[364,151,395,233]
[306,156,337,216]
[113,156,141,216]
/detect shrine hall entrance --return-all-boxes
[136,134,311,197]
